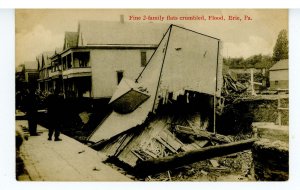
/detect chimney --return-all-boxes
[120,15,125,23]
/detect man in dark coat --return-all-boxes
[47,89,64,141]
[24,89,39,136]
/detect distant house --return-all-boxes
[37,51,55,92]
[38,20,169,99]
[16,62,39,90]
[269,59,288,90]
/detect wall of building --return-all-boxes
[269,80,288,90]
[269,69,288,90]
[90,49,155,98]
[269,69,288,81]
[158,26,222,97]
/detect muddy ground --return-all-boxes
[104,150,254,181]
[147,151,254,181]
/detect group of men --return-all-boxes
[23,88,64,141]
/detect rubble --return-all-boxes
[88,24,223,144]
[86,25,262,177]
[143,150,254,181]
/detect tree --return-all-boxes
[273,29,288,62]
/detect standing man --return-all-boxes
[24,88,39,136]
[47,89,64,141]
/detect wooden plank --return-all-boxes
[181,142,203,152]
[117,118,170,167]
[143,149,158,158]
[155,137,177,153]
[191,142,202,149]
[195,140,209,148]
[175,125,231,143]
[131,150,145,161]
[278,108,288,110]
[175,125,194,134]
[159,130,182,150]
[186,119,200,133]
[135,138,257,176]
[181,144,194,152]
[114,133,135,157]
[102,134,127,156]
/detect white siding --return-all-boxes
[269,69,288,81]
[90,49,155,98]
[158,26,222,97]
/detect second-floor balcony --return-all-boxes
[38,68,50,81]
[49,70,62,78]
[62,67,92,79]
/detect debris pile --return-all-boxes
[145,151,254,181]
[88,25,257,178]
[222,73,247,96]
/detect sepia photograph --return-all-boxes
[15,9,289,182]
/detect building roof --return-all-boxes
[37,51,55,69]
[55,47,63,54]
[63,32,78,50]
[77,20,170,47]
[269,59,288,71]
[16,64,24,73]
[23,61,38,70]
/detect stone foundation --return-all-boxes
[252,139,288,181]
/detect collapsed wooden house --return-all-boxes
[87,25,255,174]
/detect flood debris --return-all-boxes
[209,159,219,168]
[222,73,247,96]
[135,138,256,176]
[87,25,258,177]
[200,170,208,175]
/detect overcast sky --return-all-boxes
[16,9,288,68]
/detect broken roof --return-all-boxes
[78,20,169,47]
[269,59,288,71]
[88,25,222,143]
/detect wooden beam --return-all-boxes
[175,125,231,143]
[135,138,257,176]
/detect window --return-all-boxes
[141,51,147,67]
[117,71,124,84]
[275,81,279,85]
[67,54,72,69]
